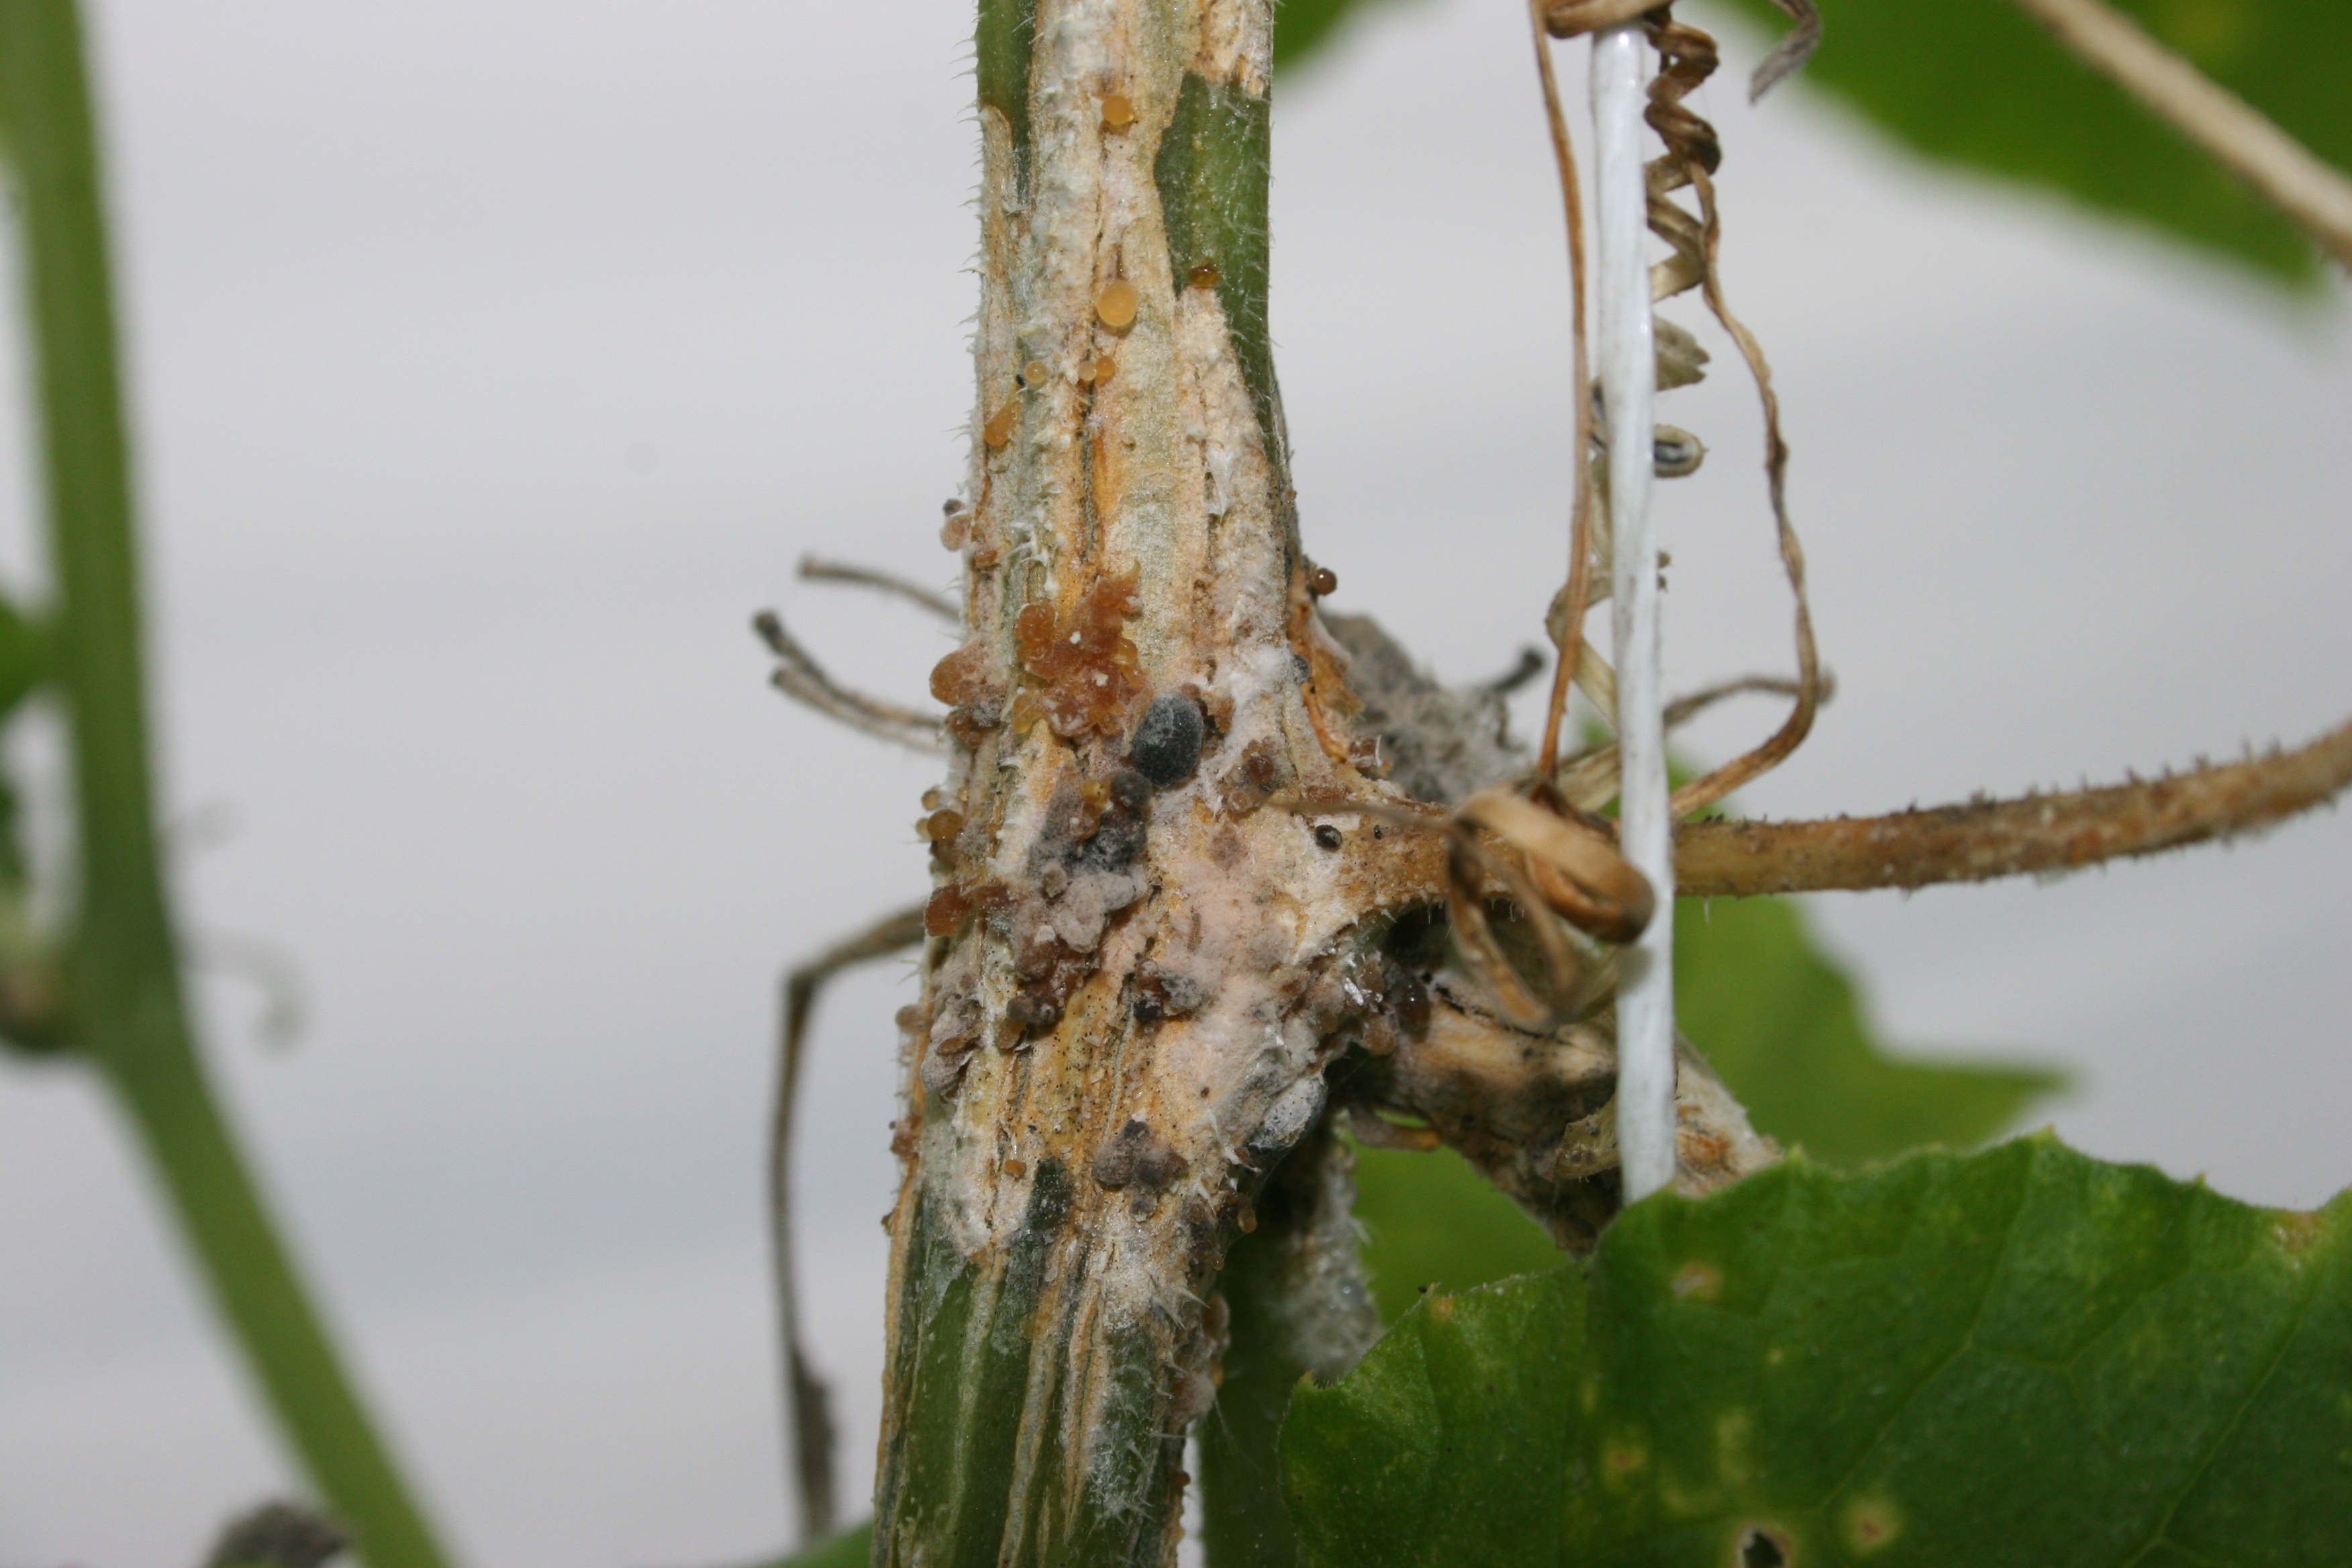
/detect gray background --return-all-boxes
[0,1,2345,1563]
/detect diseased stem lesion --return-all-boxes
[869,2,1392,1560]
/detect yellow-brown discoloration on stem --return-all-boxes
[878,3,1412,1561]
[1192,0,1271,94]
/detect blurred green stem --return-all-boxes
[0,7,452,1565]
[1199,1124,1379,1568]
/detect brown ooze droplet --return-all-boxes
[1307,564,1338,596]
[928,640,999,707]
[1099,91,1136,130]
[1093,281,1138,332]
[1186,262,1220,288]
[924,885,972,938]
[1012,573,1143,738]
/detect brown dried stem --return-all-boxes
[797,554,961,622]
[1675,716,2352,897]
[1555,672,1816,810]
[1291,791,1641,1029]
[1529,0,1597,777]
[752,608,945,754]
[1745,0,1820,103]
[1352,984,1778,1253]
[2009,0,2352,272]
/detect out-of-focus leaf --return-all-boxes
[1352,1140,1563,1321]
[0,593,46,720]
[1287,1136,2352,1567]
[1273,0,1434,76]
[1278,0,2347,279]
[748,1521,871,1568]
[1678,893,2063,1167]
[1712,0,2352,280]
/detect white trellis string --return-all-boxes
[1591,22,1675,1204]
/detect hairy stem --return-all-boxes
[1673,716,2352,897]
[873,2,1444,1561]
[0,9,450,1564]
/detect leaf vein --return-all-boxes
[2125,1259,2320,1565]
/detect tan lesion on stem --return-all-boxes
[881,3,1419,1558]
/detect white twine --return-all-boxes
[1591,23,1676,1204]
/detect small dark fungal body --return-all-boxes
[1130,693,1207,787]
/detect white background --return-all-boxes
[0,1,2345,1563]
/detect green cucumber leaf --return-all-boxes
[1287,1136,2352,1567]
[1273,0,1428,76]
[1352,1140,1567,1322]
[1712,0,2349,282]
[1678,894,2063,1167]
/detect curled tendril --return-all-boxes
[1526,6,1820,822]
[1541,0,1818,99]
[1636,8,1824,823]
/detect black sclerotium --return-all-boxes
[1129,693,1206,787]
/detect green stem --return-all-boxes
[878,0,1363,1560]
[0,8,452,1564]
[1198,1123,1379,1568]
